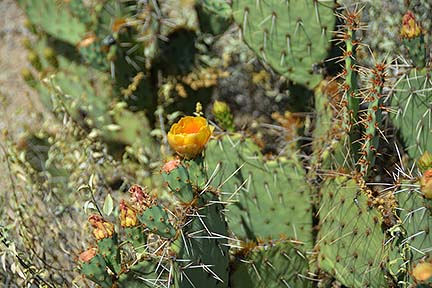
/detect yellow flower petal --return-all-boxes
[167,116,213,159]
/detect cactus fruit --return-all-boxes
[232,0,336,89]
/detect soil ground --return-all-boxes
[0,0,42,133]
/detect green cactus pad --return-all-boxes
[310,80,350,173]
[18,0,87,45]
[317,177,392,287]
[359,65,386,177]
[97,235,122,275]
[230,240,311,288]
[124,226,147,253]
[390,68,432,160]
[232,0,336,89]
[196,0,232,35]
[137,205,176,239]
[172,193,229,288]
[205,134,313,248]
[162,163,195,203]
[80,253,113,288]
[403,36,426,68]
[396,182,432,268]
[118,260,164,288]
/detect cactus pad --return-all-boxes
[205,134,312,248]
[317,177,391,287]
[232,0,336,89]
[390,68,432,160]
[230,240,311,288]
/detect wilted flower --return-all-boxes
[412,262,432,282]
[167,116,214,159]
[401,11,422,39]
[79,248,97,263]
[128,184,155,212]
[420,169,432,199]
[88,215,115,240]
[119,200,138,228]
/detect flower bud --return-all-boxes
[419,151,432,172]
[212,100,230,115]
[162,158,181,174]
[401,11,422,39]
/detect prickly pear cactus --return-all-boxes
[390,68,432,160]
[395,179,432,285]
[317,177,393,287]
[230,240,312,288]
[18,0,87,45]
[205,134,313,248]
[196,0,232,35]
[231,0,336,89]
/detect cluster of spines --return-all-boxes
[331,7,365,171]
[335,8,362,132]
[358,63,387,177]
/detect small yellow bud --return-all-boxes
[419,151,432,172]
[212,100,230,115]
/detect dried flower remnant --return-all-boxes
[88,215,115,240]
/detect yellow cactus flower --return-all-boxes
[167,116,214,159]
[119,200,138,228]
[88,215,115,240]
[401,11,422,39]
